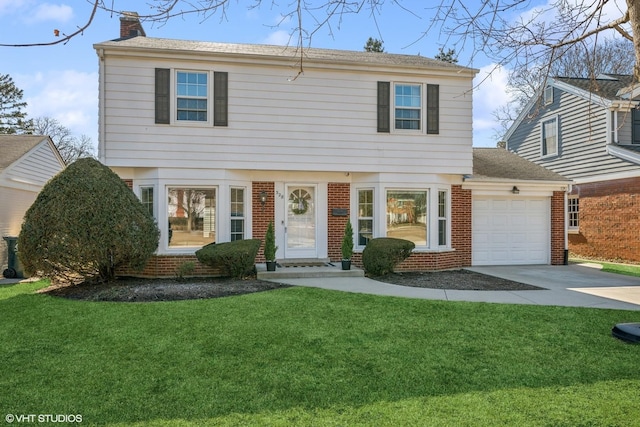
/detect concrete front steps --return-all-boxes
[256,258,364,280]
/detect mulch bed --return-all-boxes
[41,269,543,302]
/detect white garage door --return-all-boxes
[473,197,550,265]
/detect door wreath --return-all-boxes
[289,189,311,215]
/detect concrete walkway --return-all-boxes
[267,264,640,311]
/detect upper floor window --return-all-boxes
[541,116,558,157]
[568,195,579,231]
[395,84,422,130]
[544,86,553,105]
[377,81,439,134]
[155,68,227,126]
[177,71,208,121]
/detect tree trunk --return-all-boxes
[628,0,640,82]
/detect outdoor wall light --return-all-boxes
[259,191,268,210]
[511,186,520,194]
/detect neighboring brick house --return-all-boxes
[505,74,640,263]
[94,13,569,277]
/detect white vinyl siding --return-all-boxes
[99,57,474,175]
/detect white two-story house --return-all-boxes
[94,13,569,277]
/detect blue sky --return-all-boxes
[0,0,520,150]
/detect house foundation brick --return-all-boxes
[569,177,640,263]
[253,182,275,262]
[328,182,350,262]
[116,255,221,278]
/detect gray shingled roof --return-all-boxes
[555,74,636,100]
[95,36,476,73]
[0,135,48,173]
[472,148,570,182]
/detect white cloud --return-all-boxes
[472,63,512,146]
[29,3,73,23]
[0,0,26,15]
[19,70,98,143]
[263,30,291,46]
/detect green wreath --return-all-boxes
[290,191,310,215]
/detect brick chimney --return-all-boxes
[120,11,146,38]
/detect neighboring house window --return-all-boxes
[140,186,154,217]
[230,187,245,241]
[177,71,208,121]
[395,84,422,130]
[568,195,579,231]
[167,187,216,247]
[541,116,558,157]
[387,190,427,246]
[358,189,374,246]
[544,86,553,105]
[438,190,447,246]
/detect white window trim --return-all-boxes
[355,187,375,250]
[230,186,246,241]
[174,69,212,126]
[544,85,553,105]
[436,189,450,248]
[393,82,424,134]
[137,184,156,218]
[540,115,559,158]
[567,195,579,233]
[165,185,218,253]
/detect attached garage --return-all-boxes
[466,148,572,266]
[472,196,550,265]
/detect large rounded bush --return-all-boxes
[362,237,415,276]
[19,158,159,282]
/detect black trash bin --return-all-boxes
[3,236,24,279]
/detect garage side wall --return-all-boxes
[551,190,566,265]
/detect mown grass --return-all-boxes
[571,257,640,278]
[1,280,639,426]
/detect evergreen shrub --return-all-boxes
[19,158,159,282]
[196,239,261,278]
[362,237,415,276]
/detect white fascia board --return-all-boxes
[606,144,640,166]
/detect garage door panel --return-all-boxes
[473,196,550,265]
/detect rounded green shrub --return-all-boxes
[196,239,261,278]
[19,158,159,283]
[362,237,415,276]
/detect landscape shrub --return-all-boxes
[196,239,261,278]
[19,158,160,283]
[362,237,415,276]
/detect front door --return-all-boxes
[285,185,317,258]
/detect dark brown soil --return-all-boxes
[42,269,542,302]
[373,270,543,291]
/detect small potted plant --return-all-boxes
[264,221,278,271]
[341,219,354,270]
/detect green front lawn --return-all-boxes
[1,280,639,426]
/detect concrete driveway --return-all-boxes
[272,263,640,311]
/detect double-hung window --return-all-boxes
[395,84,422,130]
[177,71,208,121]
[568,195,579,232]
[358,189,374,246]
[140,187,154,217]
[438,190,448,246]
[230,187,245,241]
[541,116,558,157]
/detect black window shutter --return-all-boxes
[633,108,640,144]
[427,84,439,134]
[155,68,170,124]
[377,81,390,133]
[214,72,228,127]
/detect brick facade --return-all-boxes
[328,182,351,261]
[569,177,640,263]
[252,182,275,262]
[551,190,566,265]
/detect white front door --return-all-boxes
[285,185,317,258]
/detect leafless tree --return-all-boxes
[33,117,96,164]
